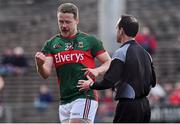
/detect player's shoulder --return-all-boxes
[78,31,89,36]
[47,34,60,42]
[78,31,98,40]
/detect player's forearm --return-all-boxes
[95,59,111,75]
[36,64,51,79]
[0,76,4,90]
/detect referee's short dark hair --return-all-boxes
[118,15,139,37]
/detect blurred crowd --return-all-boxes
[0,46,29,118]
[34,84,53,112]
[135,26,157,56]
[148,81,180,106]
[0,46,29,77]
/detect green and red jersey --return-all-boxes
[41,31,105,104]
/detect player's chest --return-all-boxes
[51,39,90,53]
[50,39,94,66]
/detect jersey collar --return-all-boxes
[60,31,80,39]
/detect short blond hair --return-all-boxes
[57,3,79,19]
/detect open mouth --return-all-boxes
[62,29,69,34]
[61,27,69,32]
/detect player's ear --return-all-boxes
[76,18,79,24]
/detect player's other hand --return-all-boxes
[82,68,98,79]
[35,52,46,66]
[77,75,94,91]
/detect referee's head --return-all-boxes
[117,15,139,38]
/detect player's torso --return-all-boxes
[50,33,95,68]
[47,32,98,104]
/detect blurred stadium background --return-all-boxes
[0,0,180,123]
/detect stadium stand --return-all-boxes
[0,0,180,122]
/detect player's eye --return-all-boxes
[65,21,71,24]
[59,20,64,24]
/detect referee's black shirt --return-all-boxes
[91,40,156,100]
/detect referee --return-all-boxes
[77,14,156,123]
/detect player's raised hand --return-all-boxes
[35,52,46,66]
[77,75,94,91]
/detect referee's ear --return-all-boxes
[119,28,124,36]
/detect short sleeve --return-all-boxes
[90,36,105,57]
[41,40,52,55]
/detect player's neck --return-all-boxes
[61,29,78,39]
[71,28,78,37]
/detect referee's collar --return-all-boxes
[121,40,135,47]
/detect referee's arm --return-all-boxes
[90,59,124,90]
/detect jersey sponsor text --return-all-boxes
[54,52,84,63]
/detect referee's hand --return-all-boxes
[82,68,98,79]
[77,75,94,91]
